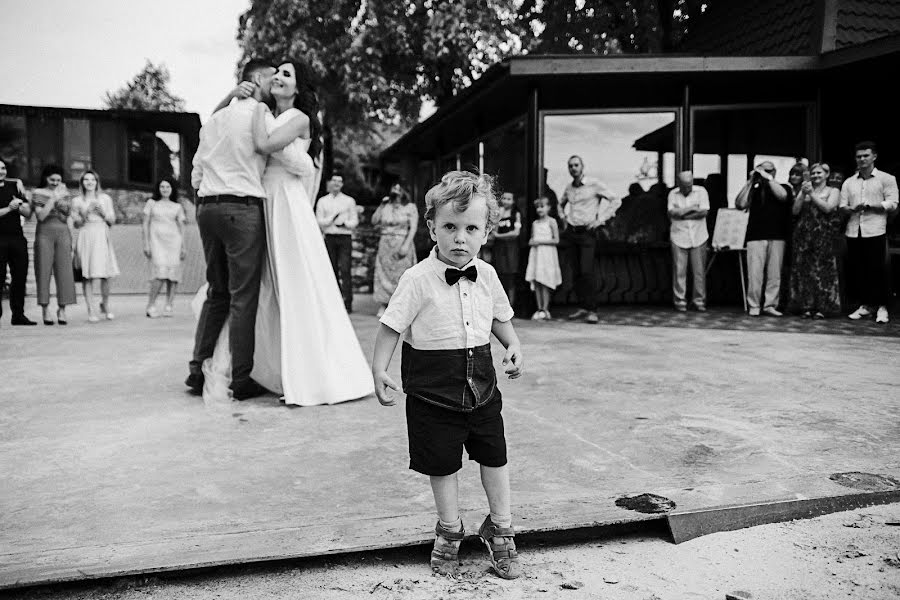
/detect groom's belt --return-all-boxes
[197,194,264,206]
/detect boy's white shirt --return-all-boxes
[380,246,514,350]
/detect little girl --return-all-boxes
[491,191,521,308]
[525,196,561,320]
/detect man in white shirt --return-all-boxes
[316,174,359,312]
[839,141,899,324]
[558,155,621,324]
[187,59,275,400]
[667,171,710,312]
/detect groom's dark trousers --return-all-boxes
[190,196,266,387]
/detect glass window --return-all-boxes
[63,119,92,181]
[155,131,181,181]
[692,106,809,207]
[543,112,677,245]
[27,116,62,182]
[91,120,121,184]
[0,116,28,180]
[127,130,155,184]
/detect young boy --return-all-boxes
[372,171,525,579]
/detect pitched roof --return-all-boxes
[835,0,900,49]
[677,0,900,56]
[677,0,819,55]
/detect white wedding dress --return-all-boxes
[192,108,374,406]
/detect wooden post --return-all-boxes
[526,86,540,209]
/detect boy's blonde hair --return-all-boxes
[424,170,499,230]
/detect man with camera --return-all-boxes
[735,161,792,317]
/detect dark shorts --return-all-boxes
[406,394,507,477]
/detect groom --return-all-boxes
[186,58,275,400]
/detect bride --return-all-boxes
[195,59,374,406]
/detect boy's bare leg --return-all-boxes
[431,473,461,527]
[480,464,511,528]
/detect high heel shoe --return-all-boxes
[42,309,54,325]
[57,308,67,325]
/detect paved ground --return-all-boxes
[2,294,899,590]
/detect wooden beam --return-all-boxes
[508,55,819,77]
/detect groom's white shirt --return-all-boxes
[192,98,266,198]
[192,98,314,197]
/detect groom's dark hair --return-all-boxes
[241,58,272,82]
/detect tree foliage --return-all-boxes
[236,0,522,199]
[518,0,709,54]
[103,60,186,111]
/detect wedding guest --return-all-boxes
[143,176,187,318]
[840,141,898,324]
[32,164,76,325]
[667,171,709,312]
[72,170,119,323]
[789,163,840,318]
[0,159,36,326]
[735,161,792,316]
[372,182,418,317]
[559,155,620,324]
[316,174,358,312]
[492,191,522,309]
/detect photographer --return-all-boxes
[735,161,792,316]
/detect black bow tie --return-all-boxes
[445,265,478,286]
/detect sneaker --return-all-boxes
[163,305,174,317]
[748,307,761,316]
[146,306,161,319]
[801,310,812,319]
[694,304,707,313]
[584,311,599,324]
[674,304,687,312]
[531,310,543,320]
[568,308,589,321]
[543,310,553,320]
[762,307,783,317]
[848,305,871,320]
[814,311,826,320]
[876,306,889,324]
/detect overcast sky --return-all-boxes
[0,0,249,121]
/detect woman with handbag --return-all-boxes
[72,170,119,323]
[32,164,76,325]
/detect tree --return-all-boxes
[236,0,522,200]
[104,60,186,112]
[517,0,709,54]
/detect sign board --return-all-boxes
[710,208,749,250]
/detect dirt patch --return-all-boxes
[830,472,900,492]
[614,493,676,514]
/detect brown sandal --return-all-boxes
[431,520,465,576]
[478,516,523,579]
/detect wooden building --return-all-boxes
[0,103,200,193]
[381,0,900,309]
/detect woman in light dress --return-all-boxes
[143,176,187,318]
[72,170,119,322]
[372,182,418,317]
[197,59,374,406]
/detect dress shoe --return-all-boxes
[674,304,687,312]
[693,304,707,313]
[11,315,37,326]
[584,311,599,324]
[876,306,889,324]
[231,380,270,401]
[762,307,783,317]
[185,372,205,395]
[748,307,761,316]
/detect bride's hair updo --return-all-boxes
[280,58,323,165]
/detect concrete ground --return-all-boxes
[2,294,899,590]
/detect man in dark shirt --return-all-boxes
[735,161,792,317]
[0,159,36,325]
